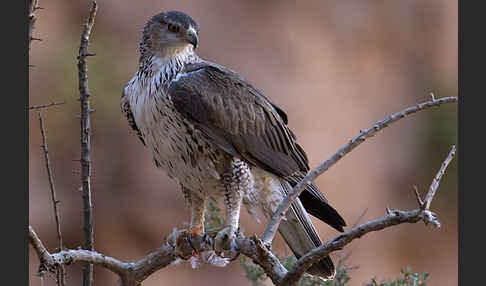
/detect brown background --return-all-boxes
[29,1,458,285]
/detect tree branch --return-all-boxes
[29,225,129,276]
[39,112,63,250]
[39,112,66,286]
[281,145,456,285]
[28,225,288,286]
[28,0,39,51]
[423,145,456,210]
[77,1,98,286]
[262,96,458,244]
[29,226,56,275]
[30,101,65,111]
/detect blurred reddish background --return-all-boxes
[29,1,457,285]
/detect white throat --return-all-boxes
[135,45,199,95]
[139,45,198,86]
[150,45,196,71]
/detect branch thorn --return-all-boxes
[413,185,425,210]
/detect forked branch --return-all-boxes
[262,96,458,244]
[281,145,455,285]
[30,101,65,110]
[39,112,66,286]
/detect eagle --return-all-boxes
[121,10,346,279]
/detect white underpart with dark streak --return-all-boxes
[124,48,227,196]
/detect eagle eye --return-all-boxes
[167,23,180,33]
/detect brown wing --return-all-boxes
[169,61,308,177]
[169,61,346,232]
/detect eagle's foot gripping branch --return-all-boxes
[171,228,239,268]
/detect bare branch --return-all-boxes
[29,225,128,277]
[281,145,456,285]
[28,0,39,50]
[128,231,287,285]
[423,145,456,210]
[28,226,288,286]
[39,112,63,249]
[29,226,56,274]
[262,96,458,244]
[351,208,368,228]
[282,210,423,285]
[39,112,66,285]
[30,101,65,110]
[413,185,425,209]
[77,1,98,285]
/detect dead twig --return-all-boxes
[351,208,368,228]
[423,145,456,210]
[39,112,66,285]
[413,185,425,209]
[262,96,458,245]
[29,225,128,277]
[30,101,65,111]
[77,1,98,285]
[28,0,39,50]
[29,226,56,275]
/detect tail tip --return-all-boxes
[306,255,337,280]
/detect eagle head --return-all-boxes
[140,11,199,59]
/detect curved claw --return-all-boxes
[214,227,237,252]
[186,233,198,254]
[176,230,203,260]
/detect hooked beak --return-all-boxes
[185,28,198,49]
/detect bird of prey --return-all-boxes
[122,10,346,279]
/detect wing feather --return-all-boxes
[169,62,308,177]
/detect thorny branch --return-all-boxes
[39,112,66,286]
[423,145,456,210]
[28,0,40,50]
[30,101,65,111]
[262,96,458,244]
[77,1,98,286]
[29,93,457,285]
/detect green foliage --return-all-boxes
[240,257,267,286]
[240,254,428,286]
[204,200,225,232]
[365,266,429,286]
[239,254,353,286]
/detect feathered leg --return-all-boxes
[183,186,206,235]
[177,186,207,259]
[215,159,253,251]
